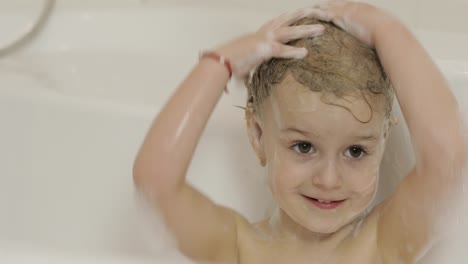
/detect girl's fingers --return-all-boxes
[274,24,324,43]
[301,8,335,23]
[272,43,308,59]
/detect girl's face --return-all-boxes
[248,75,389,234]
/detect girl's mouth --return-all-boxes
[302,195,346,210]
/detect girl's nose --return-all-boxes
[311,160,343,190]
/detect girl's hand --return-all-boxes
[310,0,398,47]
[215,9,325,79]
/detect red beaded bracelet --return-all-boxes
[199,51,233,79]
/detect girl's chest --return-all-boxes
[238,241,381,264]
[236,221,382,264]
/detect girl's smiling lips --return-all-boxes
[302,194,347,210]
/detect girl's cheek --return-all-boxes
[267,147,283,193]
[269,151,304,189]
[346,163,380,193]
[353,173,378,194]
[351,145,386,192]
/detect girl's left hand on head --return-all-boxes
[309,0,398,47]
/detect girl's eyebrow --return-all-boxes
[282,127,378,141]
[352,134,378,141]
[280,127,318,137]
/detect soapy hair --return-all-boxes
[245,18,394,123]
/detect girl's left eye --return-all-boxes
[345,146,368,159]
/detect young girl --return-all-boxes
[133,1,467,263]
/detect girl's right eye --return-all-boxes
[292,142,315,154]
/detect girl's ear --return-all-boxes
[390,114,398,126]
[246,104,266,167]
[384,114,398,139]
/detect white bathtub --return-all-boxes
[0,2,467,263]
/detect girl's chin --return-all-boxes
[304,222,344,234]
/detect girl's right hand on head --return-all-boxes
[214,9,325,79]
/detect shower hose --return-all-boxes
[0,0,55,57]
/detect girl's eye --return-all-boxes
[292,142,315,154]
[345,146,367,159]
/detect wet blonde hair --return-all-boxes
[246,18,394,123]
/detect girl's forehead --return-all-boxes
[262,76,387,135]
